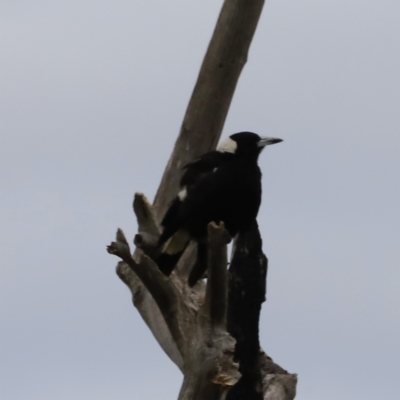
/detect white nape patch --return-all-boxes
[217,137,237,153]
[163,229,190,255]
[178,187,187,201]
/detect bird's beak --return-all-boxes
[257,137,283,148]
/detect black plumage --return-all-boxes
[155,132,282,286]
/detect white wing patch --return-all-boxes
[178,187,187,201]
[163,229,190,255]
[217,137,237,153]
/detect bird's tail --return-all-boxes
[156,229,191,276]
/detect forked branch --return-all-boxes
[107,229,172,308]
[107,229,186,349]
[133,193,161,257]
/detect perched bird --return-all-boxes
[156,131,282,286]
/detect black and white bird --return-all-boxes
[155,131,282,286]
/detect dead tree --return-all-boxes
[107,1,297,399]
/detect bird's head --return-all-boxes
[217,131,283,159]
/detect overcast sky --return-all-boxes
[1,1,399,399]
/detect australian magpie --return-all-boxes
[155,131,282,286]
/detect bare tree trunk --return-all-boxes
[153,0,266,219]
[107,1,297,399]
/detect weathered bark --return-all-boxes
[107,0,297,399]
[110,222,241,398]
[109,198,297,399]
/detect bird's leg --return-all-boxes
[188,239,209,287]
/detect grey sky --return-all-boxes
[1,1,399,399]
